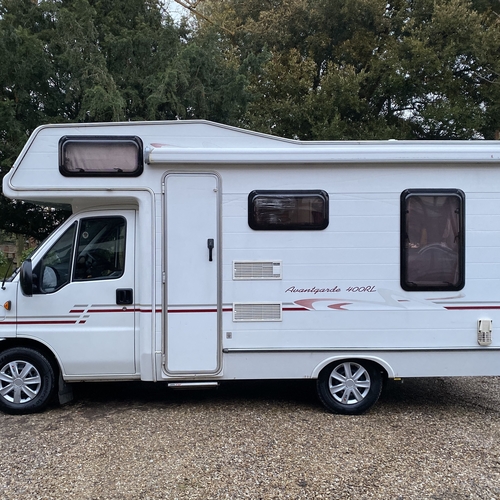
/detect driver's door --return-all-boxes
[16,210,136,376]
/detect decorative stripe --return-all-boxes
[16,320,79,325]
[6,302,500,328]
[444,305,500,310]
[166,307,233,313]
[168,308,217,313]
[87,308,135,313]
[223,346,500,353]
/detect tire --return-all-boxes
[0,347,55,415]
[317,359,382,415]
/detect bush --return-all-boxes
[0,249,6,268]
[0,250,8,278]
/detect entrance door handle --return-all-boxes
[116,288,133,305]
[207,239,214,262]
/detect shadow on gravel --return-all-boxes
[70,379,320,410]
[381,377,500,414]
[52,376,500,415]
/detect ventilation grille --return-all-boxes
[478,319,493,346]
[233,303,282,322]
[233,261,282,280]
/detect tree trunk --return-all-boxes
[15,234,25,267]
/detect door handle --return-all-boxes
[207,239,214,262]
[116,288,133,305]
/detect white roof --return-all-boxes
[4,120,500,206]
[19,120,500,164]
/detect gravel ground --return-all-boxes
[1,377,500,500]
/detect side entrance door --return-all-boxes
[164,172,221,374]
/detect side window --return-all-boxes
[59,136,143,177]
[248,190,329,230]
[34,223,77,294]
[401,189,465,291]
[74,217,126,281]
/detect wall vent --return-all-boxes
[233,303,282,322]
[233,261,282,280]
[478,319,493,346]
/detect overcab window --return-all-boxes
[401,189,465,291]
[248,190,329,230]
[59,136,143,176]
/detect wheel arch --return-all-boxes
[0,338,62,378]
[312,354,393,379]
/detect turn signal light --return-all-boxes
[3,301,11,311]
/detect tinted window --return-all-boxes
[248,190,329,230]
[34,223,77,294]
[74,217,126,281]
[401,189,465,291]
[59,136,143,176]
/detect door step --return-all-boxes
[168,381,219,390]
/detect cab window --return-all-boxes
[32,216,126,294]
[34,223,77,294]
[73,217,126,281]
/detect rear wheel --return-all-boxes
[317,359,382,415]
[0,347,55,415]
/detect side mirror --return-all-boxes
[20,259,33,297]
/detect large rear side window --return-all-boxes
[401,189,465,291]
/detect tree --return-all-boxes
[0,0,249,239]
[0,0,73,240]
[0,249,6,269]
[199,0,500,140]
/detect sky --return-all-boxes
[164,0,190,21]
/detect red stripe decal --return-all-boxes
[444,306,500,310]
[168,309,218,313]
[87,309,135,313]
[16,320,77,325]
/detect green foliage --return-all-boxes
[1,0,500,240]
[203,0,500,140]
[0,246,11,278]
[0,0,249,239]
[20,247,34,263]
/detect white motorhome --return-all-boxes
[1,120,500,415]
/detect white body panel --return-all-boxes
[2,120,500,384]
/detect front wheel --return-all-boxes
[0,347,55,415]
[317,359,382,415]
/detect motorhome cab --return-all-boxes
[1,120,500,415]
